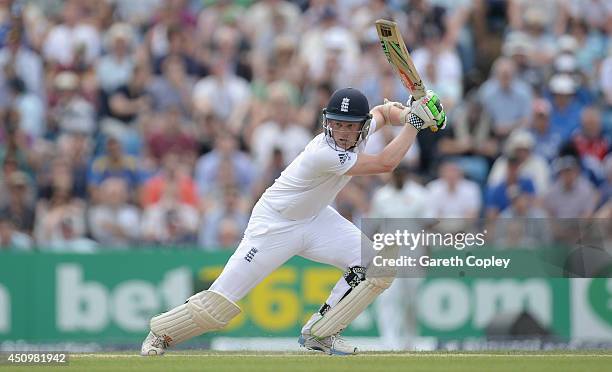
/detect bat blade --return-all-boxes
[376,19,437,131]
[375,19,426,99]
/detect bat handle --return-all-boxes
[412,92,426,100]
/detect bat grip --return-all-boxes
[412,91,426,100]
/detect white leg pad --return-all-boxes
[310,276,393,338]
[150,290,241,346]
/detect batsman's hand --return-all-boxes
[406,90,447,132]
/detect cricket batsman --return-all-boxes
[141,87,446,355]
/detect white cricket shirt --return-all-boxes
[260,119,377,220]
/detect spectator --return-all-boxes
[115,0,163,30]
[215,218,242,250]
[250,82,310,171]
[149,55,195,114]
[547,74,586,141]
[213,25,251,81]
[141,180,199,246]
[89,136,140,199]
[141,151,198,208]
[508,0,562,34]
[196,0,244,49]
[192,107,221,156]
[107,63,153,125]
[494,184,550,248]
[195,131,255,198]
[199,155,243,208]
[56,132,92,199]
[478,57,533,139]
[428,0,475,71]
[316,30,358,90]
[0,157,14,208]
[199,186,248,249]
[146,106,197,163]
[192,56,250,128]
[412,24,463,110]
[298,7,359,87]
[48,72,96,135]
[0,27,45,107]
[552,53,594,105]
[510,7,557,65]
[153,24,202,76]
[146,0,197,61]
[88,177,141,248]
[426,161,482,219]
[0,213,32,251]
[488,130,550,195]
[357,55,410,113]
[244,0,301,58]
[499,183,547,218]
[0,171,35,234]
[486,155,536,218]
[262,35,303,92]
[34,166,94,252]
[298,82,333,133]
[502,32,543,88]
[529,98,562,163]
[7,77,45,139]
[566,17,606,79]
[572,106,610,162]
[42,1,101,68]
[543,155,598,217]
[0,108,35,177]
[96,23,136,94]
[369,165,427,219]
[438,92,498,184]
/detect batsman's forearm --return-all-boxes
[374,103,408,127]
[379,124,418,169]
[387,104,416,127]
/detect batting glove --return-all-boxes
[406,90,447,132]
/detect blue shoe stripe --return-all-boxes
[330,349,351,355]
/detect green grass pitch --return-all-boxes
[1,351,611,372]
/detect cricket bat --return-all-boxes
[375,19,438,132]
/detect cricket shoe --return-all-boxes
[298,333,358,355]
[140,331,169,356]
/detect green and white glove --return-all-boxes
[407,90,447,132]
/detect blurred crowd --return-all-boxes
[1,0,611,252]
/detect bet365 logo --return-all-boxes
[588,278,612,326]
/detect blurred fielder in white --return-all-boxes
[368,165,428,350]
[141,87,446,355]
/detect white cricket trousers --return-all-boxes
[209,199,374,334]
